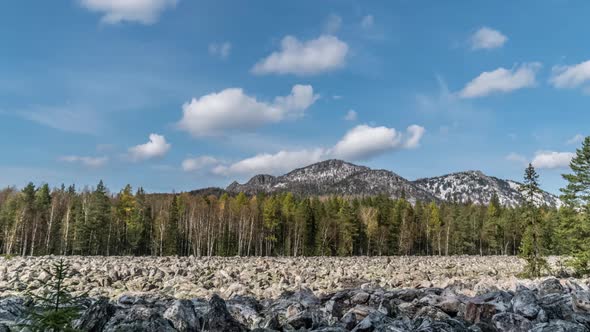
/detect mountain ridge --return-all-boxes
[196,159,561,207]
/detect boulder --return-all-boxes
[163,299,201,332]
[511,289,540,319]
[204,294,248,332]
[491,313,533,332]
[538,278,564,297]
[74,297,116,332]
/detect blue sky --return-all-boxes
[1,0,589,194]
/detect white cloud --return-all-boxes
[566,134,585,145]
[470,27,507,50]
[344,110,357,121]
[252,35,348,76]
[208,42,232,59]
[213,124,425,176]
[505,152,528,165]
[330,124,424,160]
[59,155,108,168]
[404,125,426,149]
[532,151,575,169]
[182,156,219,172]
[177,84,318,136]
[127,134,171,161]
[361,15,374,29]
[213,149,325,176]
[550,60,590,89]
[273,85,319,116]
[459,63,540,98]
[79,0,177,24]
[324,14,342,34]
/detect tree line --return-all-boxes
[0,139,589,267]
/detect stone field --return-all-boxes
[0,256,589,331]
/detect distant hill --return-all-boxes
[192,159,560,207]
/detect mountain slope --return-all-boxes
[222,160,561,207]
[413,171,561,207]
[226,159,437,202]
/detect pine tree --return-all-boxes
[164,195,179,255]
[519,164,549,277]
[78,181,110,255]
[560,136,590,275]
[116,185,141,254]
[19,259,84,331]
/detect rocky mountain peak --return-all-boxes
[222,159,560,207]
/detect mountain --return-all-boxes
[223,159,561,207]
[226,159,437,202]
[412,170,561,207]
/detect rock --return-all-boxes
[351,312,395,332]
[205,294,248,332]
[74,297,116,332]
[464,301,497,324]
[437,298,462,316]
[37,271,50,283]
[286,311,313,329]
[340,312,357,330]
[227,296,264,328]
[491,312,533,332]
[0,297,26,326]
[511,289,540,319]
[351,291,370,304]
[414,306,451,321]
[572,291,590,312]
[530,320,589,331]
[538,278,564,297]
[103,306,176,332]
[538,293,574,321]
[163,299,200,332]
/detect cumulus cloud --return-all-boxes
[177,84,318,136]
[344,110,357,121]
[330,125,423,160]
[566,134,585,145]
[459,63,540,98]
[404,125,426,149]
[550,60,590,89]
[208,42,231,59]
[59,155,108,168]
[127,134,171,161]
[470,27,507,50]
[214,124,425,176]
[213,149,325,176]
[532,151,575,169]
[505,152,528,165]
[181,156,218,172]
[361,15,375,29]
[79,0,177,24]
[252,35,348,76]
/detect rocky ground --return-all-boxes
[0,256,589,331]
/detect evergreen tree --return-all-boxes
[78,181,110,255]
[116,185,141,254]
[519,164,549,277]
[164,195,179,255]
[19,259,84,331]
[560,136,590,275]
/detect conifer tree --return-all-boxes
[20,259,84,331]
[560,136,590,275]
[519,164,549,277]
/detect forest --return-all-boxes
[0,138,589,263]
